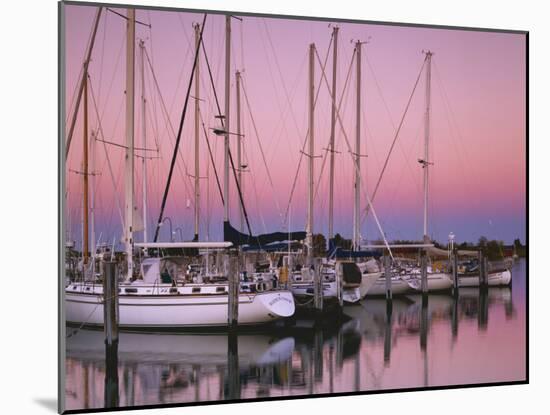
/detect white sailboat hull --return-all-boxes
[458,269,512,287]
[343,272,384,303]
[65,289,295,328]
[359,272,383,297]
[365,276,412,296]
[291,281,338,299]
[405,272,454,292]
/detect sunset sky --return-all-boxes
[64,3,526,248]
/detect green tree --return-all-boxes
[313,233,327,257]
[333,233,352,250]
[478,236,488,248]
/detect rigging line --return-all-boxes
[97,9,108,110]
[66,7,103,159]
[144,54,161,151]
[198,108,224,205]
[432,67,470,189]
[314,48,356,202]
[153,13,208,243]
[195,113,217,235]
[261,18,319,141]
[97,33,125,123]
[361,56,427,225]
[314,48,394,259]
[283,41,333,226]
[65,6,102,126]
[256,21,297,161]
[242,144,268,233]
[87,75,124,231]
[143,47,194,199]
[94,137,157,152]
[106,7,151,27]
[432,61,475,175]
[240,76,285,226]
[364,53,421,198]
[200,35,255,238]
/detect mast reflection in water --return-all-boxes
[65,260,526,411]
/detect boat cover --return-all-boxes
[224,221,306,248]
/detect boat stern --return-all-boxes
[257,290,296,318]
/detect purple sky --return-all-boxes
[64,4,526,247]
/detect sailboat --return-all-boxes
[65,10,295,329]
[320,35,383,303]
[457,258,512,287]
[398,51,453,293]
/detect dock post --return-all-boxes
[478,287,489,331]
[383,304,392,366]
[384,254,392,313]
[452,249,459,297]
[451,294,459,340]
[479,250,488,288]
[313,258,324,313]
[226,330,241,400]
[420,250,428,298]
[103,260,119,408]
[227,255,239,329]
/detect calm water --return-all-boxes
[65,259,526,411]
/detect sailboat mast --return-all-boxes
[90,128,96,267]
[83,75,89,265]
[236,70,244,232]
[328,26,338,241]
[223,15,231,224]
[124,9,136,277]
[139,39,148,253]
[353,41,362,251]
[194,23,201,241]
[307,43,315,265]
[423,51,432,241]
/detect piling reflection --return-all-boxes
[65,261,525,411]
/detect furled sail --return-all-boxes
[224,221,306,247]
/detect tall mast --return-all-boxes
[90,128,96,266]
[307,43,315,265]
[66,7,103,158]
[236,70,243,232]
[223,15,231,224]
[194,23,201,241]
[328,26,338,241]
[353,41,362,251]
[422,51,432,241]
[82,75,89,265]
[124,9,136,277]
[139,39,148,253]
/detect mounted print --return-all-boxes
[59,1,528,413]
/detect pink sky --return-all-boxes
[64,4,526,247]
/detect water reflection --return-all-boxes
[65,260,526,411]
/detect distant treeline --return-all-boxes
[322,234,527,260]
[67,234,526,261]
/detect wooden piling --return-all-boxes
[226,330,240,400]
[478,288,489,331]
[451,294,459,339]
[383,306,392,366]
[103,260,119,346]
[420,295,428,352]
[384,255,392,312]
[103,260,119,408]
[313,258,324,312]
[452,249,459,297]
[479,250,488,288]
[227,255,239,329]
[420,250,428,297]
